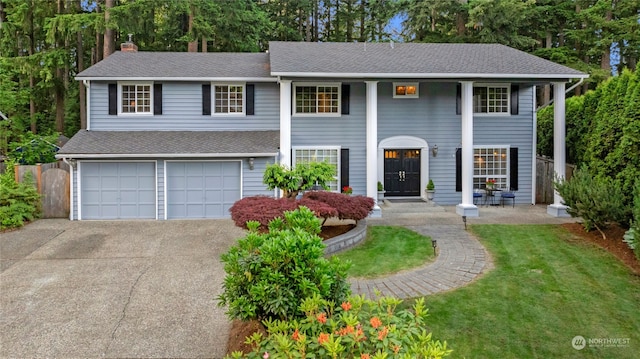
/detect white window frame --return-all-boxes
[293,82,341,117]
[393,82,419,98]
[292,146,341,192]
[473,83,510,115]
[473,146,510,189]
[212,82,246,116]
[118,81,153,115]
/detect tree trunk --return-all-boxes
[600,8,612,74]
[103,0,115,58]
[456,0,467,36]
[187,4,197,52]
[201,36,207,52]
[28,1,36,133]
[542,31,552,105]
[55,0,65,133]
[77,0,86,130]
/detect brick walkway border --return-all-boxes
[349,224,490,299]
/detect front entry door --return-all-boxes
[384,149,421,196]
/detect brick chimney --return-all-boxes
[121,33,138,52]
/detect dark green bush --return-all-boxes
[623,182,640,261]
[217,207,351,321]
[555,166,627,239]
[0,165,41,230]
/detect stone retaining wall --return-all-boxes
[323,219,367,255]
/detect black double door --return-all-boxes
[384,149,421,196]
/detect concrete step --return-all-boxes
[380,199,446,213]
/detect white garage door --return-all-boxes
[166,161,241,219]
[81,162,156,219]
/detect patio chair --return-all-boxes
[500,189,516,207]
[473,189,484,205]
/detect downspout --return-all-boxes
[62,157,75,220]
[536,77,584,110]
[83,80,90,130]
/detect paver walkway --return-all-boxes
[349,201,575,299]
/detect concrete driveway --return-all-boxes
[0,219,245,358]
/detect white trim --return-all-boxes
[76,77,277,82]
[292,82,342,117]
[365,81,379,205]
[392,82,419,99]
[117,81,154,115]
[56,152,278,159]
[84,80,91,130]
[272,71,589,79]
[69,163,74,220]
[163,159,242,220]
[549,81,568,216]
[377,136,430,201]
[532,85,537,205]
[459,81,477,214]
[211,82,246,116]
[77,160,157,220]
[279,80,292,167]
[292,146,341,192]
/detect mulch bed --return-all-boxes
[560,222,639,275]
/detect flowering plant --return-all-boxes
[342,186,353,195]
[486,179,496,188]
[226,293,452,359]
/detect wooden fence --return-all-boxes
[536,156,576,204]
[10,162,70,218]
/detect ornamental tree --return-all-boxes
[263,162,336,199]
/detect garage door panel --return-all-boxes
[81,162,156,219]
[166,161,240,219]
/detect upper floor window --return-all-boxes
[121,83,152,114]
[393,82,419,98]
[294,83,340,115]
[214,84,244,115]
[473,85,509,114]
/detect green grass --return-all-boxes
[333,225,435,278]
[421,224,640,359]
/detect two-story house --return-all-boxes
[57,41,587,220]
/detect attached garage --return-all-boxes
[80,162,156,219]
[166,161,241,219]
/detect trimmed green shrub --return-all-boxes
[226,294,452,359]
[0,165,41,230]
[218,207,351,321]
[555,166,627,239]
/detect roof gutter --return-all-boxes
[55,152,279,159]
[75,76,278,82]
[270,71,590,80]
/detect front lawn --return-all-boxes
[333,225,435,278]
[424,225,640,358]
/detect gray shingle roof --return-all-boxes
[76,51,272,80]
[57,130,279,158]
[268,41,586,79]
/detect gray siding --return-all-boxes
[291,82,367,195]
[242,157,277,197]
[89,82,280,131]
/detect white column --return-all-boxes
[279,80,292,167]
[366,81,380,215]
[547,82,569,217]
[456,81,479,217]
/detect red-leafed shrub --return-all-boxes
[302,191,374,221]
[230,196,339,230]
